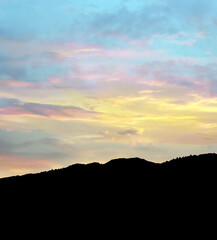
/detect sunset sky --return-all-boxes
[1,0,217,177]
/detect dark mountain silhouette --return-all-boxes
[1,153,216,195]
[1,153,216,236]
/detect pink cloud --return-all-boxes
[76,74,107,80]
[131,60,216,98]
[48,77,62,84]
[3,80,36,88]
[0,106,28,115]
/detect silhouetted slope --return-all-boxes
[161,153,217,181]
[0,157,157,193]
[1,153,216,234]
[0,154,216,194]
[103,157,156,168]
[1,154,216,182]
[162,153,217,168]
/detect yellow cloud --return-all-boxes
[2,82,217,147]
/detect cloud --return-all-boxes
[0,128,72,177]
[119,129,138,135]
[168,38,197,47]
[88,4,177,41]
[0,0,209,44]
[0,0,217,178]
[0,98,99,119]
[2,80,37,88]
[96,48,166,59]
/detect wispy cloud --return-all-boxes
[0,98,99,120]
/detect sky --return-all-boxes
[1,0,217,177]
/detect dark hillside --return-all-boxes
[0,154,216,197]
[1,153,216,233]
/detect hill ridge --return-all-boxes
[0,153,216,181]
